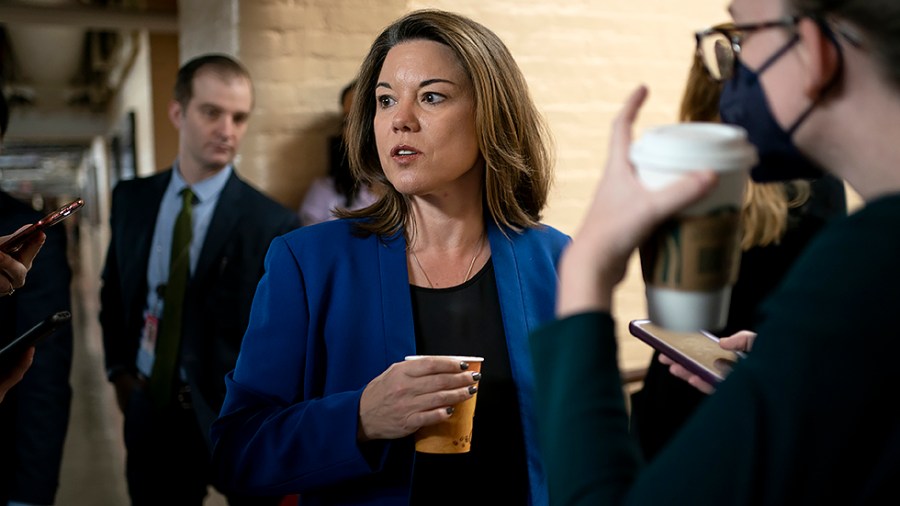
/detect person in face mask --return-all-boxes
[628,41,847,461]
[716,25,827,182]
[530,0,900,503]
[711,20,849,212]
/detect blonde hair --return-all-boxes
[680,40,809,249]
[342,9,553,237]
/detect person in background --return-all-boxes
[628,39,847,460]
[0,85,72,506]
[211,9,568,505]
[298,79,377,226]
[532,0,900,502]
[100,54,298,506]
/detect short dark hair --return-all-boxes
[0,86,8,139]
[173,53,253,108]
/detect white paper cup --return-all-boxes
[404,355,483,454]
[630,122,757,332]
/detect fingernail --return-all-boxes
[471,372,481,381]
[446,406,454,415]
[468,386,478,395]
[459,361,469,370]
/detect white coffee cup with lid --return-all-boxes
[630,122,758,332]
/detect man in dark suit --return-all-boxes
[100,54,298,505]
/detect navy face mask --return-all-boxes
[718,34,829,182]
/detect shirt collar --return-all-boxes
[170,162,233,203]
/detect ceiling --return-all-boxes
[0,0,177,197]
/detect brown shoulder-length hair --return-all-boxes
[340,9,553,237]
[681,32,809,250]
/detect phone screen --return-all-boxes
[629,319,742,385]
[0,198,84,254]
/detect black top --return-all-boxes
[409,259,528,505]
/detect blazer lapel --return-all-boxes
[486,221,534,380]
[125,172,170,296]
[193,171,242,284]
[378,230,418,363]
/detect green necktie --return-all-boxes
[150,188,194,408]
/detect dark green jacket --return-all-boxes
[531,193,900,505]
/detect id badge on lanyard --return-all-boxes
[136,285,164,378]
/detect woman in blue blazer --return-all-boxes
[211,10,567,505]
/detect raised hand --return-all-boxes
[557,86,717,317]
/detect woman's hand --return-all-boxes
[358,357,480,442]
[556,86,718,317]
[0,227,46,296]
[660,330,757,394]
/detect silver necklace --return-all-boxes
[410,232,486,288]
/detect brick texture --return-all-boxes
[178,0,732,370]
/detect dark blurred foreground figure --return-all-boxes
[0,193,73,506]
[0,82,72,506]
[532,0,900,503]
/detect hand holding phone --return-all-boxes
[0,311,72,373]
[0,198,84,255]
[629,319,744,386]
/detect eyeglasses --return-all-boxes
[694,16,800,81]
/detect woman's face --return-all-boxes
[373,39,482,199]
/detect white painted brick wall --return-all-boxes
[179,0,732,370]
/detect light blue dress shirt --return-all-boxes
[136,163,232,377]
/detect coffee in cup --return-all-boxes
[630,122,757,332]
[404,355,483,454]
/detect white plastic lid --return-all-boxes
[630,122,758,173]
[404,355,484,362]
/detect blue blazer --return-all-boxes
[211,218,569,505]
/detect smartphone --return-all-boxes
[629,319,743,385]
[0,198,84,255]
[0,311,72,373]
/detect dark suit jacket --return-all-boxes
[100,168,298,439]
[0,192,73,505]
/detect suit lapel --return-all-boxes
[193,171,242,284]
[127,172,171,295]
[113,170,172,314]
